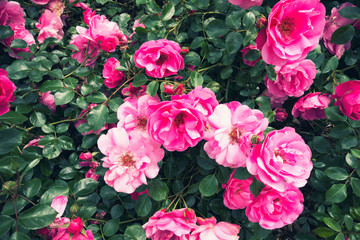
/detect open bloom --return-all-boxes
[247,127,312,192]
[35,10,64,44]
[204,101,268,168]
[260,0,325,66]
[98,127,164,193]
[0,0,25,26]
[292,92,331,120]
[102,57,126,88]
[333,80,360,121]
[228,0,262,9]
[245,185,304,230]
[134,39,185,78]
[190,217,240,240]
[0,69,16,116]
[143,208,197,240]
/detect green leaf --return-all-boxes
[64,77,78,89]
[250,177,265,198]
[29,69,43,82]
[146,81,159,97]
[199,175,218,197]
[149,179,169,201]
[225,32,243,55]
[324,167,349,181]
[73,178,99,197]
[81,134,98,148]
[331,25,355,45]
[6,60,30,80]
[225,11,244,29]
[56,123,69,133]
[87,92,107,103]
[40,185,69,204]
[313,227,336,238]
[326,184,347,203]
[0,129,23,155]
[190,71,204,87]
[338,7,360,19]
[40,80,63,93]
[323,56,339,73]
[74,67,91,77]
[133,74,148,87]
[0,25,14,39]
[323,217,342,232]
[18,205,57,230]
[344,215,353,231]
[42,144,61,159]
[0,215,15,237]
[57,135,75,150]
[135,194,152,217]
[244,49,261,61]
[103,219,120,237]
[205,19,228,38]
[313,136,332,154]
[341,136,358,150]
[87,105,109,131]
[184,52,201,67]
[351,149,360,158]
[23,178,41,198]
[54,88,75,105]
[124,224,146,240]
[335,233,345,240]
[59,167,77,180]
[49,69,64,79]
[161,3,175,21]
[30,112,46,127]
[10,39,27,49]
[265,65,277,81]
[233,167,251,180]
[243,12,255,28]
[146,0,161,13]
[325,106,347,122]
[351,178,360,197]
[0,111,27,125]
[9,232,31,240]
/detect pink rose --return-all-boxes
[147,99,206,152]
[0,1,25,26]
[333,80,360,121]
[74,2,89,10]
[247,127,312,192]
[53,229,94,240]
[256,16,267,29]
[39,91,56,113]
[97,127,164,193]
[46,0,65,16]
[241,44,261,67]
[69,26,101,67]
[85,168,99,181]
[30,0,50,5]
[83,8,95,25]
[102,57,126,88]
[130,189,149,201]
[35,10,64,44]
[190,217,240,240]
[68,217,83,234]
[260,0,325,66]
[204,101,268,168]
[265,59,317,98]
[79,152,92,161]
[228,0,262,9]
[143,208,197,240]
[245,185,304,230]
[2,25,35,59]
[222,170,254,210]
[51,195,68,218]
[23,136,44,149]
[0,69,16,116]
[292,92,331,120]
[134,39,185,78]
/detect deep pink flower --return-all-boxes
[51,195,68,218]
[46,0,65,16]
[23,136,44,149]
[74,2,89,10]
[275,108,288,122]
[147,99,206,152]
[190,217,240,240]
[134,39,185,78]
[0,69,16,116]
[228,0,262,9]
[131,189,149,200]
[292,92,331,120]
[260,0,325,66]
[143,208,197,240]
[35,10,64,44]
[69,27,101,67]
[83,8,95,25]
[68,217,83,234]
[30,0,50,5]
[241,44,261,67]
[222,170,254,210]
[102,57,126,88]
[245,185,304,230]
[333,80,360,121]
[39,91,56,113]
[265,60,317,98]
[121,83,147,98]
[98,127,164,193]
[53,228,94,240]
[37,227,50,236]
[256,17,267,29]
[79,152,93,161]
[0,1,25,26]
[204,101,268,168]
[85,168,99,181]
[247,127,312,192]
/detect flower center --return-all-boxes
[137,116,147,130]
[119,152,135,168]
[279,17,295,39]
[156,54,168,65]
[228,126,241,144]
[273,197,280,204]
[174,112,186,127]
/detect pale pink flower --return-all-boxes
[143,208,197,240]
[30,0,50,5]
[222,170,254,210]
[241,44,261,67]
[0,0,25,26]
[333,80,360,121]
[102,57,126,88]
[46,0,65,16]
[147,99,206,152]
[292,92,331,120]
[69,26,101,67]
[134,39,185,78]
[265,59,317,98]
[51,195,68,218]
[228,0,262,9]
[36,10,64,44]
[260,0,325,66]
[204,101,268,168]
[97,127,164,193]
[247,127,312,192]
[0,69,16,116]
[39,91,56,113]
[190,217,240,240]
[245,185,304,230]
